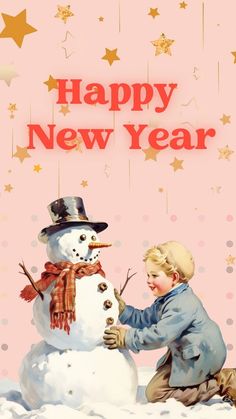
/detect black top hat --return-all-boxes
[38,196,108,243]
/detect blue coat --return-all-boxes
[119,284,226,387]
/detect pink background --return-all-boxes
[0,0,235,380]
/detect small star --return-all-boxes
[170,157,184,172]
[231,51,236,63]
[210,186,222,194]
[8,103,17,112]
[193,67,200,80]
[179,2,188,8]
[151,33,174,56]
[148,8,160,18]
[104,164,111,178]
[4,184,13,192]
[61,31,75,58]
[0,9,37,48]
[44,75,58,91]
[142,147,160,161]
[218,145,234,161]
[13,146,31,163]
[81,180,88,188]
[8,103,17,118]
[98,16,104,22]
[65,136,83,152]
[226,255,236,265]
[102,48,120,66]
[33,164,42,173]
[0,64,18,86]
[59,104,70,116]
[220,114,231,125]
[55,5,74,24]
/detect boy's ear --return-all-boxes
[172,272,180,284]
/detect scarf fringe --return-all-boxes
[50,311,76,335]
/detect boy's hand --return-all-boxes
[114,288,126,315]
[103,326,127,349]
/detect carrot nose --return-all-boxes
[88,242,112,250]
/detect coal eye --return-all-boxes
[91,235,96,241]
[80,234,86,241]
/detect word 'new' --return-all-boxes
[56,79,177,112]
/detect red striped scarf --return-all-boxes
[20,260,105,334]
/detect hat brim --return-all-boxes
[38,220,108,243]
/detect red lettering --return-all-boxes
[109,83,131,111]
[57,79,82,104]
[131,83,153,111]
[57,128,77,150]
[195,128,216,149]
[123,124,147,149]
[27,124,55,149]
[154,83,177,113]
[77,129,113,149]
[149,128,169,149]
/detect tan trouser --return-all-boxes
[145,354,220,406]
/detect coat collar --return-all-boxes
[154,283,189,305]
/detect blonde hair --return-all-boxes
[143,246,186,282]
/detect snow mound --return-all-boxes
[0,367,235,419]
[19,341,138,409]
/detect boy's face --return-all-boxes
[145,259,177,297]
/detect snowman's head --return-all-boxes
[46,225,107,263]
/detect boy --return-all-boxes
[103,241,236,406]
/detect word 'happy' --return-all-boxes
[27,79,216,150]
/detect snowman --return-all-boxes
[19,196,138,409]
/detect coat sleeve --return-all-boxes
[125,299,195,353]
[119,303,159,329]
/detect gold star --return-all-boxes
[65,136,83,152]
[231,51,236,63]
[148,8,160,18]
[4,184,13,192]
[59,104,70,116]
[210,185,222,193]
[142,147,160,161]
[34,164,42,173]
[0,64,18,86]
[13,146,31,163]
[226,255,236,265]
[98,16,104,22]
[81,180,88,187]
[8,103,17,112]
[8,103,17,118]
[44,75,58,91]
[55,5,74,24]
[220,114,231,125]
[151,33,174,56]
[102,48,120,66]
[170,157,184,172]
[0,9,37,48]
[218,145,234,161]
[179,2,188,8]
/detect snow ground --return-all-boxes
[0,367,235,419]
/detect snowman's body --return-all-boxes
[19,225,138,408]
[33,274,119,350]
